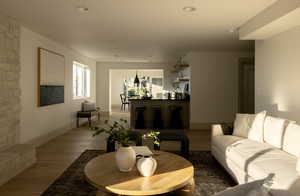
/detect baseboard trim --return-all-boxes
[100,111,110,116]
[111,104,121,108]
[26,123,73,148]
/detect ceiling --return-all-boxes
[0,0,277,62]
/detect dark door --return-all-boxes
[238,58,255,114]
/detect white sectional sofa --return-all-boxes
[211,111,300,196]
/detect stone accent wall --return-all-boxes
[0,13,36,186]
[0,13,20,151]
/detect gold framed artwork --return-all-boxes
[37,47,65,107]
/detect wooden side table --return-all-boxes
[84,151,194,196]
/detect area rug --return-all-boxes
[41,150,236,196]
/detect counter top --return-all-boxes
[128,97,189,101]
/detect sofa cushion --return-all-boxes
[283,123,300,157]
[233,114,253,138]
[248,111,266,142]
[263,116,287,148]
[226,139,298,191]
[225,139,276,170]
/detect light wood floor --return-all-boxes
[0,111,211,196]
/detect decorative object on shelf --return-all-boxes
[134,71,140,87]
[172,56,189,73]
[137,155,157,177]
[91,119,160,172]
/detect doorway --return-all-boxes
[238,58,255,114]
[109,69,164,114]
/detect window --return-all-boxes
[73,61,90,99]
[151,77,163,98]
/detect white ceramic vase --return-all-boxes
[115,146,136,172]
[137,156,157,177]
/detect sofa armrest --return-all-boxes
[212,124,225,137]
[211,123,234,137]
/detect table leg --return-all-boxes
[175,178,195,196]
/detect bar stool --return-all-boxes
[169,105,183,129]
[152,106,163,129]
[135,106,146,129]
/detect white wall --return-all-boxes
[110,69,163,106]
[255,25,300,122]
[96,62,174,112]
[20,27,96,144]
[185,51,252,127]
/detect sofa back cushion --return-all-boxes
[233,114,252,138]
[283,123,300,156]
[248,111,267,142]
[263,116,288,148]
[233,111,267,141]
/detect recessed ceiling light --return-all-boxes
[183,6,196,12]
[77,6,89,12]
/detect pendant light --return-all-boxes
[134,71,140,87]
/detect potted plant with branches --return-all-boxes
[92,118,159,172]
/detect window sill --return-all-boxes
[73,96,91,101]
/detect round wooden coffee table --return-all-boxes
[84,151,194,196]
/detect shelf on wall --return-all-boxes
[173,78,190,83]
[171,64,189,73]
